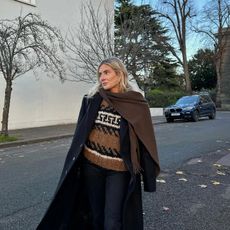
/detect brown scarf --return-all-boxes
[99,88,160,175]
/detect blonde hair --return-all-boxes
[88,57,132,97]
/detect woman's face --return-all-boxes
[98,64,121,93]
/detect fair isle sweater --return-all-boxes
[83,100,127,171]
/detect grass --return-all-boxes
[0,134,17,143]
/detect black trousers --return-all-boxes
[82,158,130,230]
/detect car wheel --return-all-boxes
[192,110,199,122]
[166,118,174,123]
[209,110,216,119]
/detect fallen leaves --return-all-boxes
[216,170,226,176]
[198,184,207,188]
[178,178,188,182]
[213,163,222,168]
[176,171,188,182]
[156,179,166,183]
[173,164,225,189]
[211,180,221,185]
[176,171,184,175]
[158,159,227,216]
[157,156,226,198]
[162,206,170,211]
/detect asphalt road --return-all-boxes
[0,111,230,229]
[155,111,230,169]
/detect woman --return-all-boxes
[37,57,160,230]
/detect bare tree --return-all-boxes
[193,0,230,107]
[66,0,171,92]
[66,0,114,83]
[155,0,196,94]
[0,13,65,136]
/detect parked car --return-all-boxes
[164,94,216,122]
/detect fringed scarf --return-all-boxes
[99,88,160,175]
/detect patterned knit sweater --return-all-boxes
[83,100,127,171]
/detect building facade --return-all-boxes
[221,28,230,110]
[0,0,114,129]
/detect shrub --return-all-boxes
[146,88,186,107]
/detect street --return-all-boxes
[156,111,230,169]
[0,111,230,229]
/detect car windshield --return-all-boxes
[175,96,198,106]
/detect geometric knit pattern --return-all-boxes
[83,100,127,171]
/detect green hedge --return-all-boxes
[146,88,217,107]
[146,89,186,107]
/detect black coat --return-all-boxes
[37,93,158,230]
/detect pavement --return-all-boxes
[0,116,166,149]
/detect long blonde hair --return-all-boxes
[88,57,132,97]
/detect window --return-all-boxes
[14,0,36,6]
[200,95,209,103]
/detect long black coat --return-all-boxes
[37,93,158,230]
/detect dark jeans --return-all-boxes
[82,158,130,230]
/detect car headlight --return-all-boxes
[183,106,194,111]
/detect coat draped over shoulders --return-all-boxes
[37,93,158,230]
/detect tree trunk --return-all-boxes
[182,49,192,94]
[215,59,222,108]
[1,79,13,136]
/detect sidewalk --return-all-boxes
[0,116,166,149]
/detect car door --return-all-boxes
[199,95,210,115]
[204,95,214,114]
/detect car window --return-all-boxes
[200,96,205,103]
[176,96,199,105]
[204,95,211,102]
[200,95,210,103]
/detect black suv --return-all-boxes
[164,94,216,122]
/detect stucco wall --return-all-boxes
[0,0,114,129]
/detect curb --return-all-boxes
[0,133,73,149]
[0,119,166,149]
[152,120,165,125]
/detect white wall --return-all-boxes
[150,108,163,116]
[0,0,114,130]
